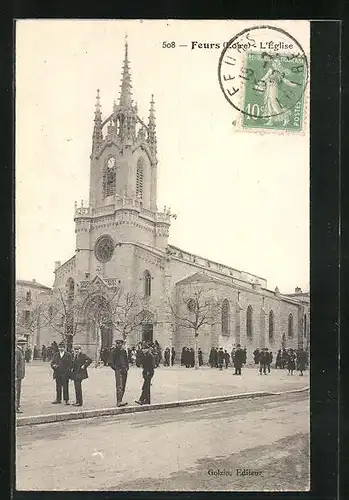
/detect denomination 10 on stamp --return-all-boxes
[218,26,309,133]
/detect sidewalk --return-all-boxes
[18,361,309,418]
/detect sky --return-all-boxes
[16,19,310,293]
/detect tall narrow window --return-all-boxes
[304,314,307,338]
[103,156,116,198]
[246,305,253,338]
[269,310,274,340]
[288,313,294,338]
[221,299,230,336]
[144,270,151,297]
[136,158,144,199]
[66,278,75,300]
[26,291,32,305]
[23,310,30,327]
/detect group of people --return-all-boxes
[209,346,247,374]
[253,347,308,375]
[15,335,158,413]
[181,347,202,367]
[100,340,166,369]
[39,342,59,362]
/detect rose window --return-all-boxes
[94,235,115,263]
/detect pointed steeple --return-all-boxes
[92,89,103,150]
[147,94,157,154]
[119,35,133,109]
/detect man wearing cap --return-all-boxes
[15,336,27,413]
[108,337,129,407]
[135,342,155,405]
[50,341,73,405]
[70,344,92,406]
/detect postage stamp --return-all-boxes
[241,52,306,131]
[218,25,309,133]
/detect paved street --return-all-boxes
[19,361,309,417]
[16,391,309,491]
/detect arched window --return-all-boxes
[288,313,294,338]
[66,278,75,300]
[136,158,144,199]
[144,270,151,297]
[269,310,274,340]
[304,314,307,338]
[246,305,253,338]
[221,299,230,336]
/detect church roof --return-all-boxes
[176,272,228,286]
[16,279,51,291]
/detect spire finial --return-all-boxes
[119,36,132,108]
[148,94,157,153]
[92,88,103,150]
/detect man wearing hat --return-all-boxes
[135,342,155,405]
[69,344,92,406]
[50,341,73,405]
[233,344,244,375]
[15,336,27,413]
[107,335,129,407]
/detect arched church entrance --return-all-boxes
[142,323,153,343]
[140,311,154,343]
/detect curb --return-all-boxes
[16,387,309,427]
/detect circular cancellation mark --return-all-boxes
[218,25,309,121]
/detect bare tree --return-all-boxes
[15,297,49,358]
[110,291,150,341]
[168,285,221,369]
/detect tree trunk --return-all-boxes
[195,335,199,370]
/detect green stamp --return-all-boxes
[241,52,306,131]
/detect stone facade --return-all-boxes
[16,41,310,363]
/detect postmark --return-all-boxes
[218,26,309,133]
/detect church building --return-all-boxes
[21,41,310,362]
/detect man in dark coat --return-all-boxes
[233,344,244,375]
[15,337,27,413]
[259,348,268,375]
[266,350,273,373]
[224,350,230,369]
[171,347,176,365]
[51,341,73,405]
[297,348,308,376]
[253,348,260,365]
[69,344,92,406]
[217,347,224,370]
[135,342,155,405]
[164,347,170,366]
[189,348,195,367]
[108,338,129,406]
[242,348,247,365]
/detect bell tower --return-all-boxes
[74,38,172,280]
[88,39,158,212]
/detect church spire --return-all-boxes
[92,88,103,150]
[147,94,157,154]
[119,35,132,109]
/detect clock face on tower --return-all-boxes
[107,157,116,169]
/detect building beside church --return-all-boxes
[16,41,310,362]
